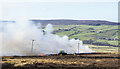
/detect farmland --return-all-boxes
[52,25,119,46]
[50,25,119,53]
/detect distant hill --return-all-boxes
[31,19,119,25]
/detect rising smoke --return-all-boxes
[0,19,94,56]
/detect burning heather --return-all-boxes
[0,19,94,56]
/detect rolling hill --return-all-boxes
[31,19,119,25]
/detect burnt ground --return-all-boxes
[1,53,120,69]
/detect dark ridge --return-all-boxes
[0,21,15,23]
[30,19,119,25]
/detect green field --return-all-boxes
[51,25,119,53]
[86,44,118,53]
[52,25,118,46]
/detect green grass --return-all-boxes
[51,25,119,53]
[53,25,118,46]
[86,44,118,53]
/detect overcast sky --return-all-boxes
[0,0,119,22]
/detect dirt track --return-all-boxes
[1,53,120,69]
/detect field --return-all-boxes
[86,44,118,53]
[50,25,119,53]
[53,25,118,45]
[2,53,120,69]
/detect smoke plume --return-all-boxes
[0,19,94,56]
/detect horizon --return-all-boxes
[0,19,118,23]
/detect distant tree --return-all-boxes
[83,39,94,44]
[74,38,78,40]
[87,28,94,30]
[89,24,101,26]
[92,42,110,46]
[96,24,101,26]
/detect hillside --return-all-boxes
[31,19,119,47]
[52,25,119,47]
[31,19,119,25]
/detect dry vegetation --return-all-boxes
[1,53,120,69]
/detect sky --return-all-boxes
[0,0,119,2]
[0,0,119,22]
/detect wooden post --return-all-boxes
[78,43,80,53]
[31,40,35,54]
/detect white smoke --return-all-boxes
[0,19,94,56]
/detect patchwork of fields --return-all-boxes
[51,25,119,53]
